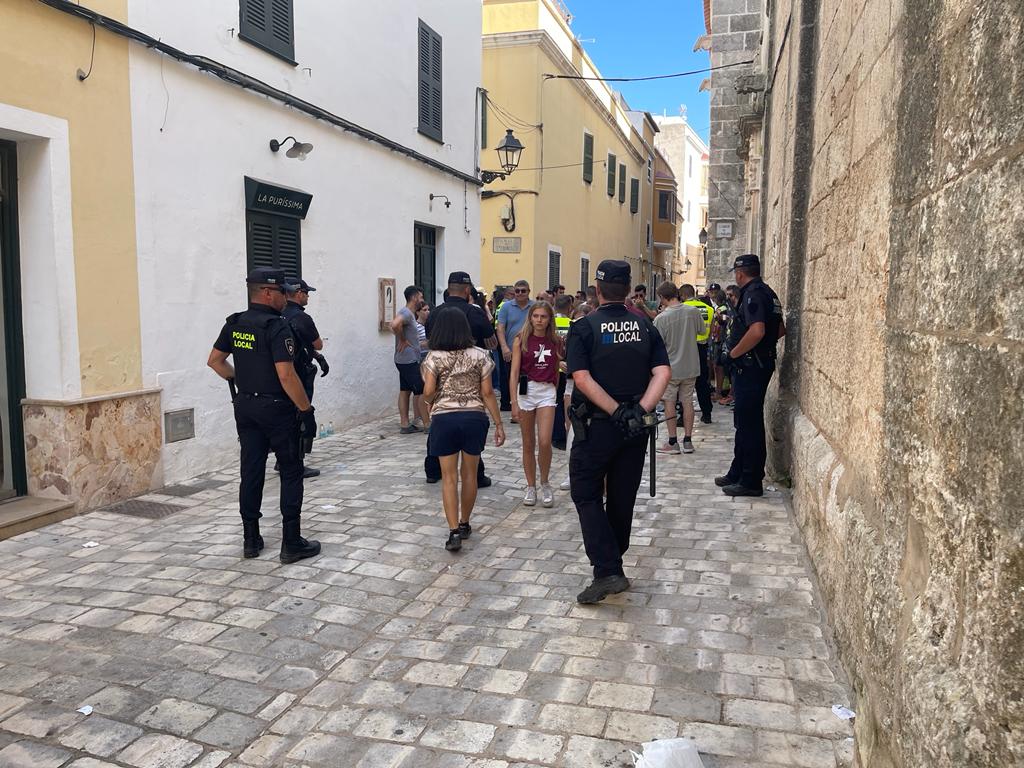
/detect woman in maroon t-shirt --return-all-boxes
[510,302,563,508]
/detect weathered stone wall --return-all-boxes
[707,0,762,283]
[757,0,1024,764]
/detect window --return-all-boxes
[618,163,626,203]
[548,250,561,290]
[414,224,437,304]
[582,133,594,183]
[580,255,589,291]
[629,178,639,214]
[658,191,673,220]
[418,20,443,142]
[688,156,693,178]
[646,222,652,249]
[647,156,653,183]
[239,0,295,63]
[606,153,616,196]
[247,211,301,279]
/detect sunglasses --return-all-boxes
[514,288,530,294]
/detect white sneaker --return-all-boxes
[559,477,571,490]
[524,486,537,506]
[540,484,554,507]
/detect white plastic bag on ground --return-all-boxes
[631,738,706,768]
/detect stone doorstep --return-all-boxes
[0,496,76,541]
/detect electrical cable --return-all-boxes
[707,176,741,218]
[543,60,755,83]
[76,21,96,80]
[38,0,482,187]
[485,98,538,131]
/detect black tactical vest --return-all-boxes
[224,309,288,395]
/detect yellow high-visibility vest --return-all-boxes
[684,299,714,343]
[555,315,571,337]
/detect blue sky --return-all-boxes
[561,1,710,143]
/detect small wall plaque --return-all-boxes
[379,277,397,332]
[164,409,195,443]
[493,237,522,253]
[715,221,734,239]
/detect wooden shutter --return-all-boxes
[547,251,561,291]
[629,178,639,214]
[418,20,443,141]
[582,134,594,183]
[579,256,589,291]
[246,211,301,280]
[240,0,295,62]
[607,154,616,196]
[618,163,626,203]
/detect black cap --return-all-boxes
[708,282,722,291]
[594,259,631,285]
[287,279,316,292]
[246,267,288,285]
[447,271,474,285]
[729,254,760,271]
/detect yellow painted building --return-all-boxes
[0,0,159,526]
[652,147,678,288]
[481,0,650,294]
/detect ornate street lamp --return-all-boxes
[481,129,525,184]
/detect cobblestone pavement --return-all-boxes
[0,408,854,768]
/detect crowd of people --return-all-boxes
[390,269,753,556]
[210,255,783,606]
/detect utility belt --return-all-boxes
[237,391,289,402]
[732,349,777,371]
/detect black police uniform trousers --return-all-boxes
[551,372,568,448]
[728,363,775,489]
[569,419,648,578]
[695,343,713,418]
[234,394,303,523]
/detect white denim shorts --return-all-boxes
[518,380,557,410]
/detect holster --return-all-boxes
[568,401,591,442]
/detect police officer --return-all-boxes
[283,278,329,479]
[716,254,786,497]
[681,284,715,423]
[207,268,321,564]
[566,260,671,604]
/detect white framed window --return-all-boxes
[579,254,590,291]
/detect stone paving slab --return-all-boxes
[0,408,854,767]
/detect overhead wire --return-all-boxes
[543,60,755,83]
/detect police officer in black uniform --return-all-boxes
[716,254,786,496]
[566,260,671,604]
[207,268,321,564]
[283,278,329,479]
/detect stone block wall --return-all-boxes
[23,390,163,511]
[707,0,763,283]
[757,0,1024,764]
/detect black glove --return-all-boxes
[298,407,317,454]
[314,353,329,377]
[612,401,650,439]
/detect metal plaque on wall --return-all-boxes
[492,237,522,253]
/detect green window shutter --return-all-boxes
[418,20,443,142]
[606,153,616,196]
[239,0,295,63]
[247,211,301,280]
[480,91,487,149]
[618,163,626,203]
[629,178,639,214]
[582,134,594,183]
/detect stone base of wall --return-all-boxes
[23,388,163,511]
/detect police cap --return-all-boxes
[447,271,474,285]
[729,254,760,271]
[288,279,316,292]
[246,267,289,285]
[708,282,722,291]
[594,260,631,285]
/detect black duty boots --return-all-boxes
[280,520,322,564]
[242,521,264,559]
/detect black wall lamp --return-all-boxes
[481,129,525,184]
[270,136,314,161]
